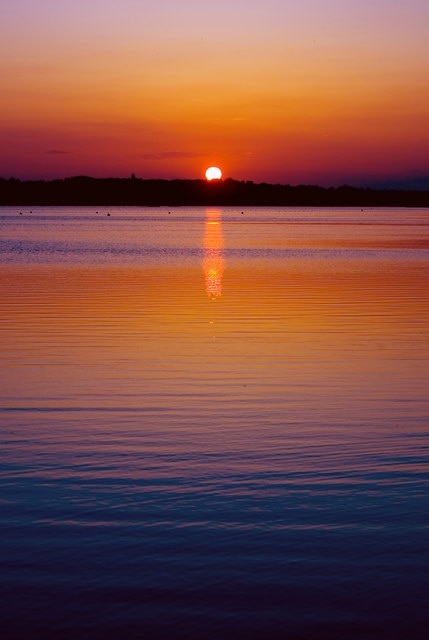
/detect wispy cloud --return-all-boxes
[141,151,203,161]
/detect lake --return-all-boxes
[1,206,429,639]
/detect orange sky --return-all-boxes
[1,1,429,185]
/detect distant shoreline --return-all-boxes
[1,176,429,207]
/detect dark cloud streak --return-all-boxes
[141,151,204,160]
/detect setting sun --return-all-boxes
[205,167,222,181]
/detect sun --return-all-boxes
[205,166,222,181]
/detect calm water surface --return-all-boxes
[1,206,429,639]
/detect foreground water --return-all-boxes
[1,206,428,639]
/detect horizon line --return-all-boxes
[2,174,429,192]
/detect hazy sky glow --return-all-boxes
[2,0,429,184]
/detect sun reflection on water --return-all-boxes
[203,209,224,299]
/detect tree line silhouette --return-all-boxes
[1,176,428,207]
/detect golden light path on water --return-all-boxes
[203,208,224,299]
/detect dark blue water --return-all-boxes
[1,206,429,639]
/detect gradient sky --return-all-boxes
[1,0,429,184]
